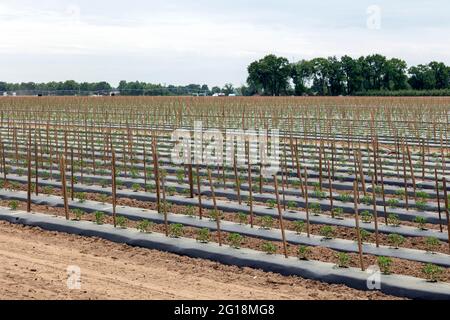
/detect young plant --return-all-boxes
[425,237,440,254]
[261,242,277,255]
[169,223,184,238]
[8,200,19,211]
[387,214,400,227]
[377,256,393,275]
[132,183,141,192]
[359,229,371,243]
[287,201,297,211]
[361,195,373,205]
[266,199,276,209]
[260,216,274,230]
[395,189,406,200]
[337,193,352,203]
[414,216,427,230]
[72,209,85,221]
[309,203,321,216]
[415,200,428,211]
[137,219,153,233]
[185,206,195,218]
[422,264,444,283]
[332,207,344,220]
[387,198,400,208]
[196,228,211,244]
[361,211,373,224]
[98,193,109,204]
[336,252,350,268]
[209,209,222,222]
[76,192,87,203]
[293,221,305,235]
[94,211,105,225]
[388,233,405,249]
[228,233,244,249]
[116,216,127,228]
[237,212,248,225]
[319,225,335,240]
[297,245,311,260]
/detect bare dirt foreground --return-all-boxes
[0,220,401,300]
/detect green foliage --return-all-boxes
[297,245,311,260]
[169,223,184,238]
[185,206,195,218]
[237,212,248,225]
[359,229,371,242]
[196,228,211,244]
[377,256,393,275]
[266,199,276,209]
[361,195,373,205]
[293,221,305,235]
[319,225,335,240]
[415,200,428,211]
[287,201,297,211]
[8,200,19,211]
[336,253,350,268]
[332,207,344,219]
[76,192,87,203]
[388,214,400,227]
[309,203,321,216]
[260,216,274,230]
[94,211,105,225]
[414,216,427,230]
[228,233,244,249]
[137,219,153,233]
[423,264,444,283]
[261,242,277,255]
[361,211,373,223]
[337,193,352,203]
[425,237,440,253]
[395,189,406,199]
[387,198,400,208]
[209,209,222,221]
[132,183,141,192]
[388,234,405,249]
[116,216,127,228]
[72,209,85,221]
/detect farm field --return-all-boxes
[0,96,449,300]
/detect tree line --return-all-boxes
[0,80,236,96]
[2,54,450,96]
[245,54,450,96]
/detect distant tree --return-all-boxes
[222,83,235,95]
[247,54,291,96]
[291,60,312,95]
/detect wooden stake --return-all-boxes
[60,155,69,220]
[207,169,222,246]
[371,175,380,247]
[27,130,32,213]
[273,174,288,258]
[196,164,203,219]
[303,167,311,237]
[435,168,443,233]
[353,181,365,271]
[443,178,450,254]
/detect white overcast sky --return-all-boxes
[1,0,449,87]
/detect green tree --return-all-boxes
[247,54,292,96]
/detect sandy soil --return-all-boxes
[0,220,401,300]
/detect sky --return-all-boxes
[0,0,449,88]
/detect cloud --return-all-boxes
[0,0,450,87]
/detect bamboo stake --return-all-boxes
[207,169,222,246]
[247,142,254,228]
[111,148,117,227]
[353,181,365,271]
[303,167,311,237]
[60,155,69,220]
[371,175,380,247]
[196,164,203,219]
[435,168,443,233]
[27,130,32,213]
[273,174,288,258]
[443,178,449,254]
